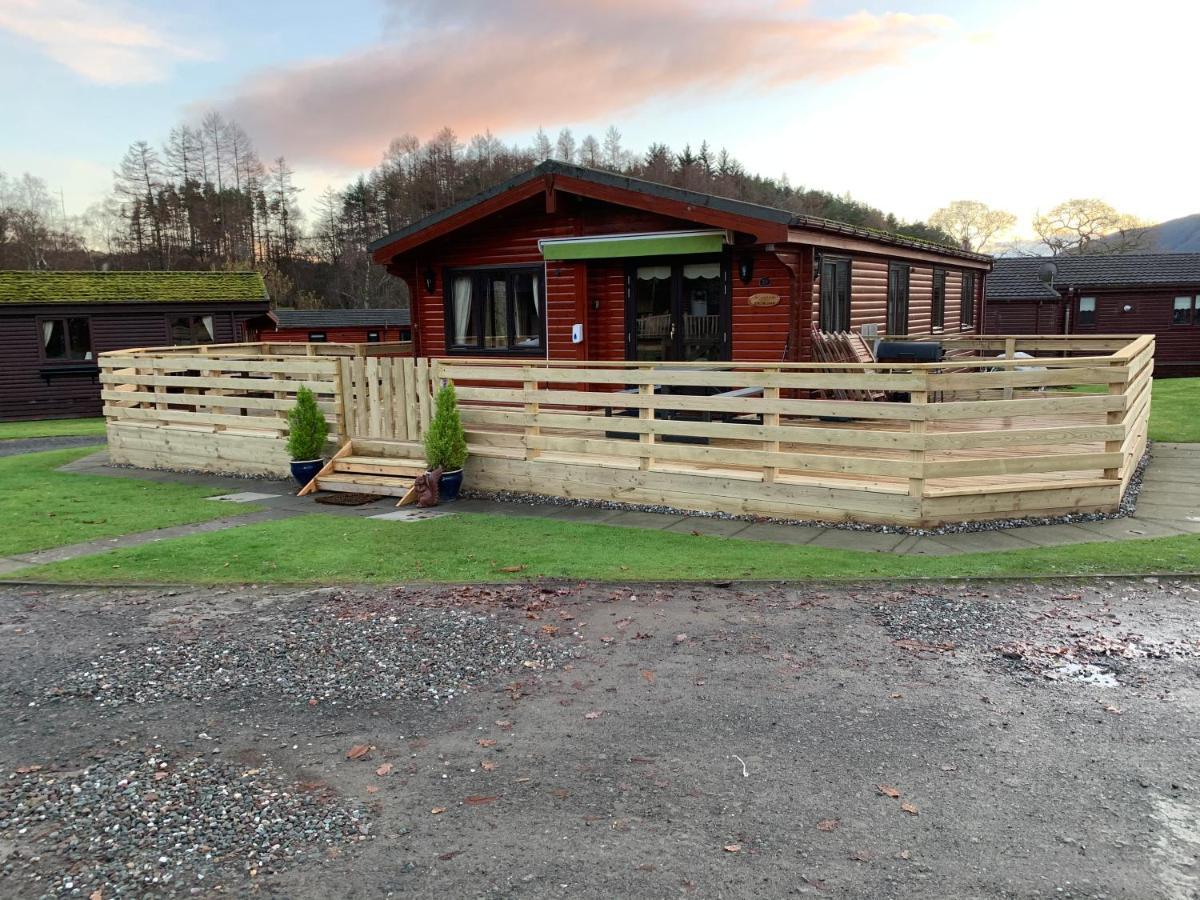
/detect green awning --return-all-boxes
[539,230,726,261]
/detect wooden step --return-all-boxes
[315,473,418,497]
[333,455,425,477]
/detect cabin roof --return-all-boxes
[369,160,990,264]
[987,253,1200,301]
[0,271,268,305]
[271,307,411,328]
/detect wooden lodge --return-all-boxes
[985,254,1200,376]
[368,161,992,365]
[0,271,269,421]
[250,308,412,345]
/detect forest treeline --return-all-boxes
[0,120,955,309]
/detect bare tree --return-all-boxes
[533,127,553,161]
[602,125,625,170]
[1032,199,1148,255]
[554,128,576,163]
[578,134,602,168]
[115,141,166,266]
[929,200,1017,253]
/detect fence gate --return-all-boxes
[338,356,432,442]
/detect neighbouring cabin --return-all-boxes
[985,254,1200,376]
[250,308,412,345]
[0,271,270,421]
[368,161,991,366]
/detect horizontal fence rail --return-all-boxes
[101,334,1153,525]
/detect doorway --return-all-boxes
[625,257,729,361]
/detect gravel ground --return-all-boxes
[43,595,571,709]
[2,578,1200,898]
[461,447,1152,537]
[0,746,369,897]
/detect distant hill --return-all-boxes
[1095,213,1200,253]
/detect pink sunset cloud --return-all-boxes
[216,0,954,167]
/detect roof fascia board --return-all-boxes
[785,228,992,269]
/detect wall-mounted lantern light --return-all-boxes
[738,255,754,285]
[423,268,437,294]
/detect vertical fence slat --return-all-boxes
[417,357,431,437]
[403,358,418,442]
[338,358,356,440]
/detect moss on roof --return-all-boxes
[0,271,269,305]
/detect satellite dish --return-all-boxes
[1037,261,1057,286]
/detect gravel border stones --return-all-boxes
[42,602,571,710]
[0,746,369,897]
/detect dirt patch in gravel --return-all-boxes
[1,578,1199,898]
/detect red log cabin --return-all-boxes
[985,254,1200,376]
[251,308,412,344]
[368,161,992,365]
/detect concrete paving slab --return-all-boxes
[731,523,823,545]
[806,529,907,553]
[1130,503,1200,522]
[664,517,751,538]
[1071,518,1187,541]
[208,492,283,503]
[1137,516,1200,533]
[603,510,688,531]
[368,509,451,522]
[924,530,1043,554]
[538,505,623,525]
[890,535,962,557]
[996,523,1110,548]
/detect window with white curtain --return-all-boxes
[41,317,92,360]
[446,267,543,352]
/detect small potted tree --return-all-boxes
[423,380,468,501]
[286,385,329,488]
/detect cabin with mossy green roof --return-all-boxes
[0,270,270,421]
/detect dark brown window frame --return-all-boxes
[443,263,546,356]
[931,268,946,331]
[960,272,976,327]
[37,315,93,363]
[887,263,910,335]
[1077,296,1097,327]
[818,255,852,333]
[1172,296,1198,326]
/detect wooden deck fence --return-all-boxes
[101,334,1153,525]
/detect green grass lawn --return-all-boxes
[1069,376,1199,442]
[1147,378,1200,443]
[0,448,252,557]
[0,418,107,441]
[17,513,1200,584]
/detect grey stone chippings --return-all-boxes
[0,747,369,897]
[41,603,571,709]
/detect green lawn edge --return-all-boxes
[0,418,107,441]
[0,447,256,557]
[17,512,1200,585]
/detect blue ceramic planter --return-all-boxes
[290,458,324,488]
[438,468,464,502]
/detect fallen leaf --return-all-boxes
[375,763,393,777]
[346,744,372,761]
[366,786,379,794]
[431,807,447,815]
[497,565,526,573]
[900,802,919,816]
[551,788,570,799]
[307,698,319,707]
[153,771,169,781]
[481,760,497,772]
[816,819,840,832]
[723,844,741,853]
[889,693,903,700]
[539,624,559,636]
[584,710,602,720]
[690,529,701,536]
[90,892,103,900]
[641,670,656,684]
[478,738,497,748]
[438,850,463,861]
[14,765,42,774]
[851,849,874,862]
[674,633,688,644]
[896,849,911,860]
[464,794,499,806]
[877,784,901,799]
[494,720,513,729]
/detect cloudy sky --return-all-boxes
[0,0,1193,232]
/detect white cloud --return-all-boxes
[0,0,209,85]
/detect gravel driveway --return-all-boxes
[1,578,1198,898]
